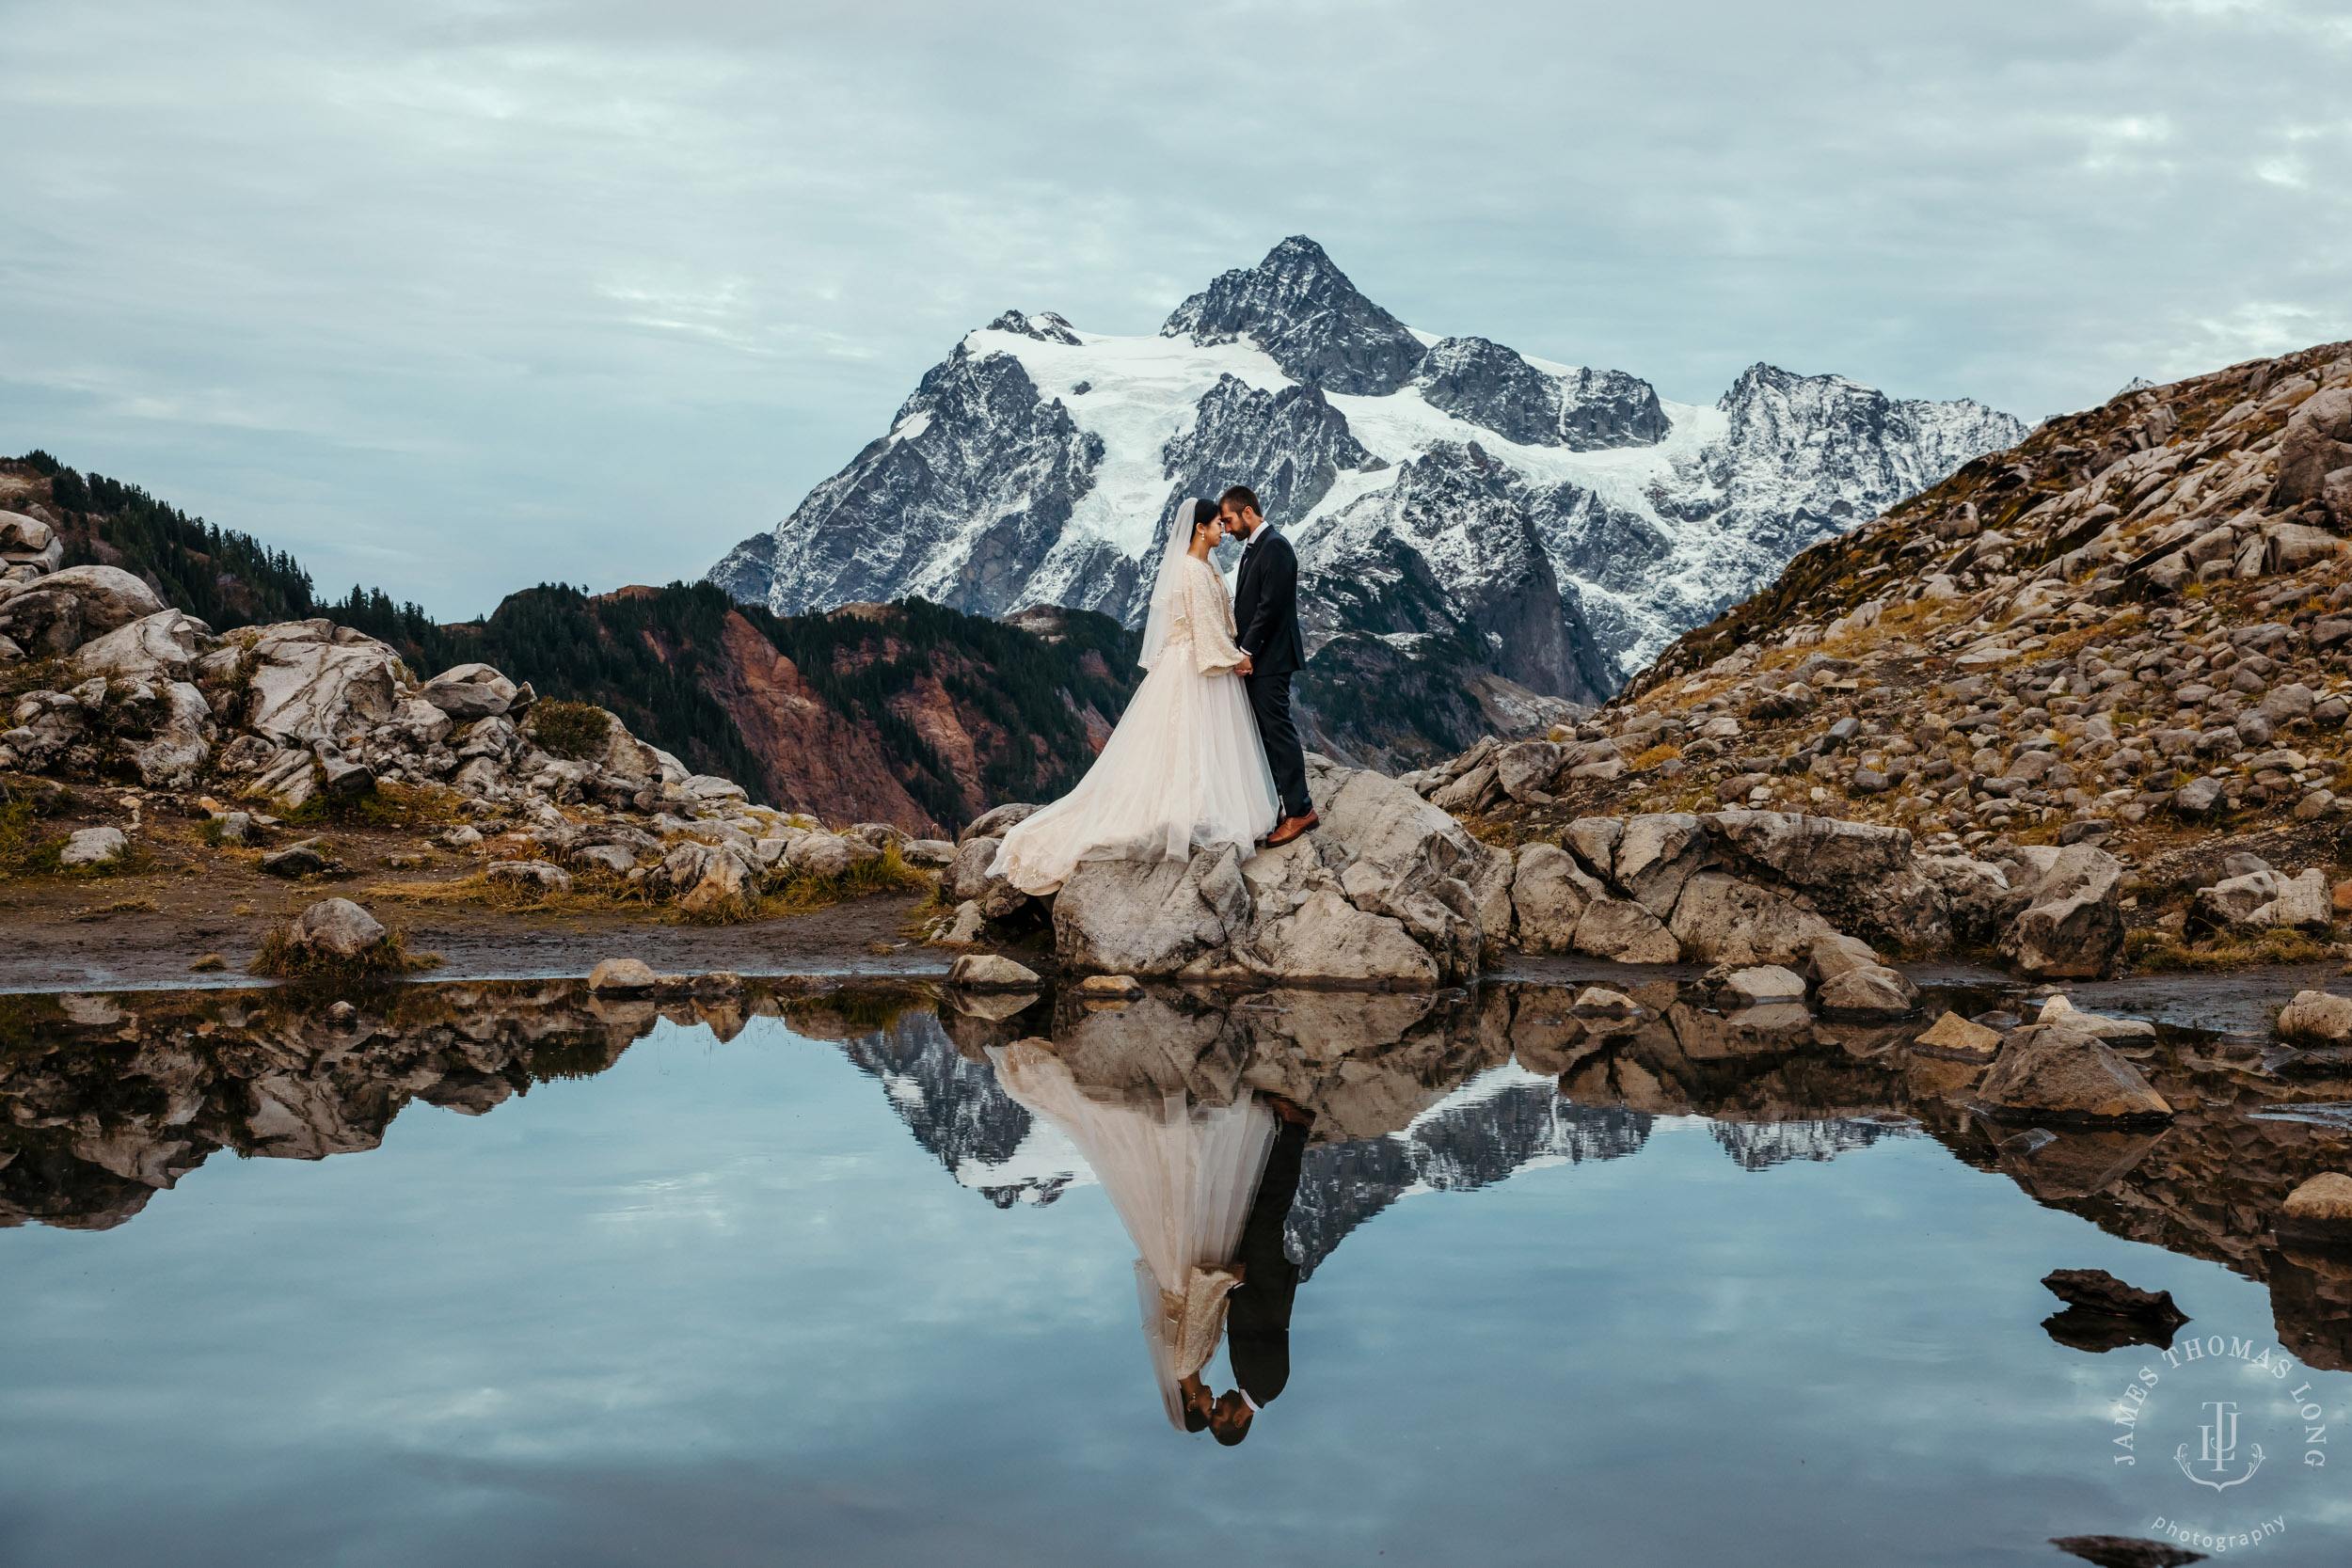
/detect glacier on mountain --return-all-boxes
[708,238,2025,749]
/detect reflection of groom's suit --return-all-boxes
[1232,525,1312,821]
[1225,1114,1309,1409]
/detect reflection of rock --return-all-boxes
[2048,1534,2207,1568]
[2039,1267,2188,1341]
[1999,1128,2169,1201]
[2267,1243,2352,1373]
[2042,1307,2182,1354]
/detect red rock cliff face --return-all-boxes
[701,610,945,835]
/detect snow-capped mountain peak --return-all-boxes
[707,239,2026,765]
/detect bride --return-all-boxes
[992,498,1279,895]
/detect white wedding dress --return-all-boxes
[989,1039,1278,1428]
[992,500,1279,895]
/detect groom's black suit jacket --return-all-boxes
[1231,528,1306,677]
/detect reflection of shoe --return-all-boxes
[1263,812,1319,847]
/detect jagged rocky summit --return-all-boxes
[707,236,2024,768]
[1398,336,2352,975]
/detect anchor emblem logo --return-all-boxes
[2174,1401,2265,1492]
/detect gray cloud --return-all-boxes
[2,0,2346,615]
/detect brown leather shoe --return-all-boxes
[1263,811,1319,847]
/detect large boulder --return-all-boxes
[1613,813,1711,916]
[1572,897,1680,963]
[787,831,880,879]
[1511,843,1601,953]
[418,662,518,719]
[961,801,1038,844]
[2278,990,2352,1045]
[1708,810,1950,953]
[1997,845,2124,978]
[1665,871,1836,966]
[70,610,213,682]
[1310,762,1494,980]
[2276,386,2352,510]
[58,826,127,866]
[1055,844,1249,976]
[0,565,165,654]
[122,681,215,789]
[1976,1019,2173,1124]
[2192,863,2331,932]
[240,621,402,744]
[0,510,61,573]
[1251,889,1439,988]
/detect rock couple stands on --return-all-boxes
[947,754,2123,988]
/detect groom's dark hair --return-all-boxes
[1218,484,1261,518]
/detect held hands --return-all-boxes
[1233,656,1253,675]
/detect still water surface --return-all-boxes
[1,979,2347,1565]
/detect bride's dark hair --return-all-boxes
[1190,499,1220,538]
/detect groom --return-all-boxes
[1218,484,1317,847]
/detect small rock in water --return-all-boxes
[587,958,660,993]
[2278,1172,2352,1243]
[949,953,1041,991]
[1075,974,1144,999]
[1724,965,1807,1007]
[1915,1011,2003,1059]
[326,1001,358,1022]
[1818,964,1919,1021]
[2041,1268,2190,1329]
[2038,994,2075,1021]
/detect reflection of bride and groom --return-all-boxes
[990,1039,1309,1444]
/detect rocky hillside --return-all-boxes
[1403,337,2352,964]
[707,236,2024,768]
[0,455,1140,838]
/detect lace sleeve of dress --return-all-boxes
[1185,561,1248,673]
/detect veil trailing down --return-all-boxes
[991,499,1280,896]
[988,1040,1278,1430]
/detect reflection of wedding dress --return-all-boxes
[990,1039,1278,1426]
[991,549,1279,896]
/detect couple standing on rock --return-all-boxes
[993,485,1317,895]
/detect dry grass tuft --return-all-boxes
[248,924,442,978]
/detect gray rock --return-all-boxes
[260,838,335,878]
[69,610,212,682]
[2173,774,2223,815]
[2277,990,2352,1045]
[1564,816,1624,879]
[574,844,638,876]
[1510,842,1600,953]
[788,831,881,879]
[1998,846,2124,979]
[241,621,403,744]
[1724,965,1806,1006]
[288,897,387,959]
[1056,845,1249,976]
[486,860,575,895]
[1252,888,1440,988]
[947,954,1041,991]
[1977,1020,2172,1124]
[904,837,957,867]
[419,662,518,719]
[2193,864,2330,930]
[1819,964,1920,1020]
[961,802,1041,844]
[677,848,757,915]
[588,958,660,993]
[1665,871,1837,966]
[58,826,128,866]
[942,900,987,943]
[1494,739,1563,802]
[1571,897,1680,964]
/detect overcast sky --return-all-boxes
[3,0,2348,618]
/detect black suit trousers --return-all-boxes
[1245,670,1311,820]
